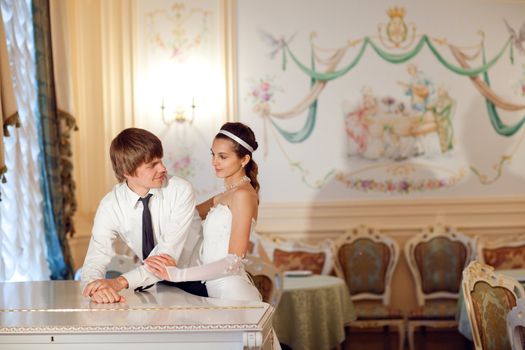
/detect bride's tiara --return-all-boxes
[218,130,254,153]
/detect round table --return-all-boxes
[273,274,356,350]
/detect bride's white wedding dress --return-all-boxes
[200,204,261,301]
[164,203,281,349]
[202,204,282,350]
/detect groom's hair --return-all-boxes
[110,128,163,182]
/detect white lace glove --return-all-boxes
[166,254,244,282]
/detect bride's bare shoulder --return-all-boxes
[227,186,256,209]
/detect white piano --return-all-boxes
[0,281,274,349]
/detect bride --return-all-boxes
[145,122,261,301]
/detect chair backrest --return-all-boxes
[477,234,525,270]
[258,236,335,275]
[245,255,283,307]
[463,261,525,350]
[334,225,399,305]
[507,298,525,350]
[404,224,474,307]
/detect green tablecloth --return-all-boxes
[273,275,356,350]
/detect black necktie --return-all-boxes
[139,193,154,260]
[135,193,155,292]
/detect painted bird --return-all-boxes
[503,18,525,55]
[258,29,296,59]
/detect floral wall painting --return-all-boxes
[237,0,525,200]
[248,77,281,120]
[144,2,211,63]
[137,0,219,120]
[134,0,226,201]
[165,151,194,179]
[163,145,221,197]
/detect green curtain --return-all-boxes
[32,0,76,280]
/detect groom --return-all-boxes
[81,127,207,303]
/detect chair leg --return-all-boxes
[407,323,416,350]
[398,323,406,350]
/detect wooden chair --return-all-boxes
[404,224,475,350]
[258,237,335,275]
[507,298,525,350]
[477,234,525,270]
[245,255,283,307]
[334,225,405,350]
[463,261,525,350]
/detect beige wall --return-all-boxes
[67,0,134,265]
[65,0,525,313]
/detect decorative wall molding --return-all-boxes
[220,0,238,121]
[256,196,525,238]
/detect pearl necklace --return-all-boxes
[224,175,251,191]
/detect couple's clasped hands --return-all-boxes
[144,253,177,280]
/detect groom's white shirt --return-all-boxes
[81,175,202,290]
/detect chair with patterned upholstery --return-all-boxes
[404,224,475,350]
[477,234,525,270]
[245,255,283,307]
[334,225,405,350]
[258,236,335,275]
[507,297,525,350]
[463,260,525,350]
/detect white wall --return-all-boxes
[236,0,525,203]
[66,2,525,312]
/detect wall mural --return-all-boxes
[136,0,223,199]
[514,64,525,97]
[145,2,211,62]
[247,6,525,194]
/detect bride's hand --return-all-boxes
[144,254,177,280]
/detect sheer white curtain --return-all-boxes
[0,0,50,281]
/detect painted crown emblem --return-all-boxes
[387,6,406,19]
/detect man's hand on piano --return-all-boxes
[83,277,128,303]
[89,287,126,303]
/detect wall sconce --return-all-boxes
[161,98,196,126]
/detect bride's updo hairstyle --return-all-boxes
[216,122,260,193]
